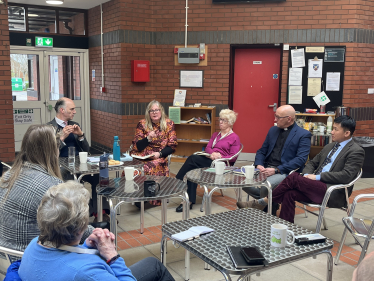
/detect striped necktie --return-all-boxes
[63,121,68,127]
[315,143,341,175]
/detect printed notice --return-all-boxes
[288,86,303,104]
[168,107,181,124]
[14,109,34,125]
[326,72,340,91]
[291,48,305,68]
[313,91,331,107]
[307,78,322,96]
[173,89,186,106]
[288,68,303,86]
[308,59,323,78]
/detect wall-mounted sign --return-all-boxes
[35,37,53,47]
[324,48,345,62]
[14,109,34,125]
[26,38,32,46]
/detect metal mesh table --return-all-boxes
[59,156,143,181]
[162,208,334,281]
[97,175,189,247]
[186,168,273,214]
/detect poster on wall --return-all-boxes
[308,59,323,78]
[326,72,341,91]
[291,48,305,68]
[307,78,322,96]
[288,68,303,86]
[173,89,186,106]
[288,86,303,104]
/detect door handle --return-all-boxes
[268,103,277,112]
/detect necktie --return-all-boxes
[63,121,68,127]
[315,143,340,175]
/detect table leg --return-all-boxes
[180,192,190,220]
[264,180,272,215]
[140,201,145,234]
[97,194,103,222]
[160,234,167,265]
[185,249,190,281]
[161,199,167,225]
[325,250,333,281]
[205,187,219,216]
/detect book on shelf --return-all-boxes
[171,226,214,242]
[205,113,211,124]
[185,117,209,124]
[200,139,210,142]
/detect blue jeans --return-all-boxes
[130,257,175,281]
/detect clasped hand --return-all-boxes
[85,228,118,261]
[60,125,82,142]
[257,165,276,177]
[210,152,222,160]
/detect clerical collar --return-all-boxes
[283,122,295,131]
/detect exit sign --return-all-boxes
[35,37,53,47]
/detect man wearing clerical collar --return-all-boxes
[239,105,312,214]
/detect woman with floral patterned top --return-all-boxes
[130,100,178,205]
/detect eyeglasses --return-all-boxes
[274,114,289,120]
[219,118,228,123]
[149,109,161,114]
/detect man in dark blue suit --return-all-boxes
[238,105,312,214]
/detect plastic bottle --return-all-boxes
[113,136,121,161]
[99,154,109,187]
[326,116,333,134]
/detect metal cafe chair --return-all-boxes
[335,193,374,266]
[200,143,244,212]
[0,246,23,279]
[296,169,362,233]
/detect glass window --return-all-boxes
[8,6,26,31]
[49,55,81,101]
[28,8,56,33]
[11,54,40,101]
[59,11,86,36]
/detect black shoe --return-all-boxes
[135,202,148,209]
[176,203,193,213]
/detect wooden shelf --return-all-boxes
[296,113,335,117]
[176,123,211,126]
[172,107,216,163]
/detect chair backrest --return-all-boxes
[211,143,244,167]
[0,246,23,278]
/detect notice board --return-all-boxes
[287,46,345,113]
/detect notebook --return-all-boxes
[227,246,266,269]
[171,226,214,242]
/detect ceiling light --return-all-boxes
[28,14,39,17]
[46,0,64,4]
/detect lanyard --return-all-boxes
[212,130,233,148]
[41,241,99,255]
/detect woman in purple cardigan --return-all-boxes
[175,109,241,212]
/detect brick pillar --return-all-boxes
[0,5,15,162]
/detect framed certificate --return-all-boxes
[180,70,204,88]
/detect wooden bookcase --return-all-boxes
[172,107,216,163]
[296,113,335,159]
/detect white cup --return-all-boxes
[79,152,88,163]
[270,224,295,248]
[124,167,140,181]
[241,165,255,179]
[124,180,139,193]
[215,162,225,175]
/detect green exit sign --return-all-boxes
[35,37,53,47]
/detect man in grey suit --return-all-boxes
[245,115,364,223]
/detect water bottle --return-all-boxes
[113,136,121,161]
[99,154,109,187]
[326,116,333,134]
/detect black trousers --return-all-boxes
[176,155,212,204]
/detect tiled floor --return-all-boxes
[112,161,374,281]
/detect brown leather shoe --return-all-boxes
[236,200,266,211]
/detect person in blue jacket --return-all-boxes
[238,105,311,214]
[15,181,174,281]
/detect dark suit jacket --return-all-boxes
[303,139,365,208]
[47,118,90,153]
[255,124,312,175]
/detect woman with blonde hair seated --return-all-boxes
[130,100,177,206]
[17,181,175,281]
[0,124,93,252]
[175,109,241,212]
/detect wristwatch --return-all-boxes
[274,168,280,174]
[78,133,85,138]
[159,151,163,157]
[106,254,121,265]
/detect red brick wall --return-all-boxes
[88,0,374,148]
[0,5,14,162]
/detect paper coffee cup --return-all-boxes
[215,162,225,175]
[79,152,88,163]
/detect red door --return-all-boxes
[232,48,281,153]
